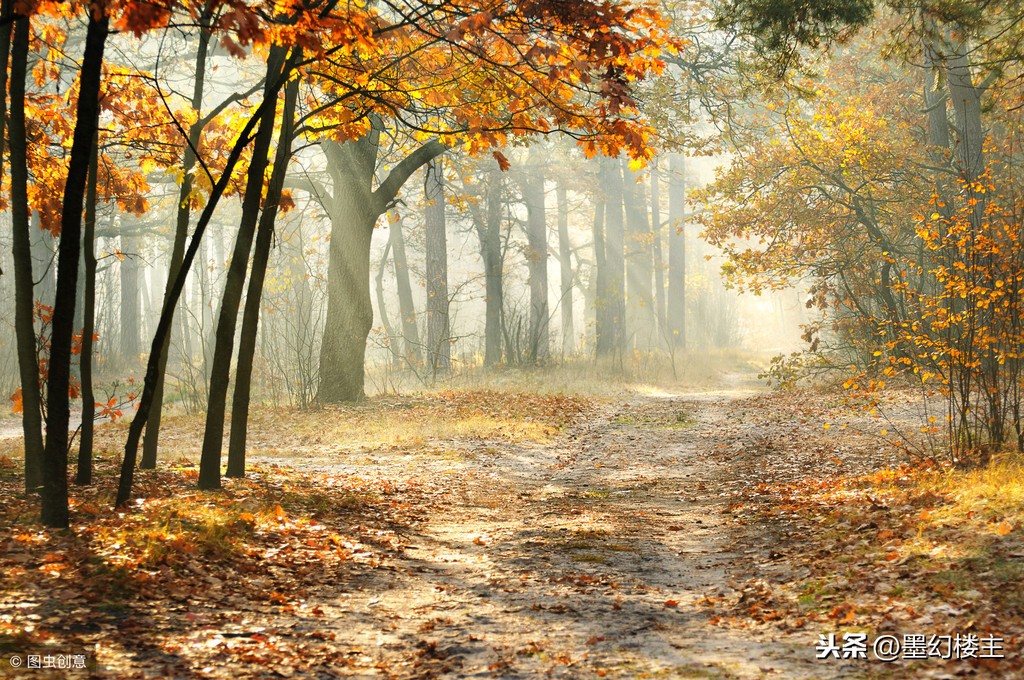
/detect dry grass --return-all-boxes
[85,390,593,463]
[369,348,770,400]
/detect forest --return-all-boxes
[0,0,1022,677]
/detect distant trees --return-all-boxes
[706,3,1024,456]
[1,0,680,524]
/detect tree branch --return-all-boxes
[372,139,447,214]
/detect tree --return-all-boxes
[667,154,687,348]
[597,157,626,357]
[313,131,447,402]
[701,5,1024,457]
[309,0,673,400]
[9,13,43,494]
[556,181,574,355]
[424,157,451,377]
[199,44,294,490]
[519,150,550,362]
[464,159,505,366]
[226,70,301,479]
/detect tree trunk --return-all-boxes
[116,82,277,508]
[41,11,108,528]
[521,162,549,362]
[667,154,687,348]
[76,134,99,486]
[317,136,380,403]
[9,15,43,493]
[316,133,446,403]
[30,213,55,309]
[424,157,450,377]
[622,160,655,349]
[376,239,400,367]
[199,45,286,490]
[226,70,299,478]
[556,183,574,356]
[141,16,213,469]
[598,157,625,356]
[592,190,610,355]
[481,167,503,366]
[650,159,667,340]
[390,214,421,364]
[120,232,140,361]
[0,0,11,198]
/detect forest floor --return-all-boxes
[1,371,1022,679]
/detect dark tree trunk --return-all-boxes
[424,158,450,377]
[199,45,286,490]
[316,135,446,402]
[556,183,574,356]
[41,11,108,528]
[667,154,687,348]
[9,15,43,492]
[141,16,213,469]
[226,70,299,478]
[521,163,549,362]
[116,85,276,508]
[390,215,421,364]
[76,134,99,486]
[0,0,11,198]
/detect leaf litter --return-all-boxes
[0,387,1021,679]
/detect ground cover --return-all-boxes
[1,371,1021,679]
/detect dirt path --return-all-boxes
[259,389,853,679]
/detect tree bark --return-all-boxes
[116,84,276,508]
[199,45,287,490]
[521,158,549,362]
[316,134,446,402]
[597,157,625,356]
[622,159,655,349]
[42,11,108,528]
[592,189,609,356]
[556,183,574,356]
[650,159,667,340]
[667,154,687,348]
[76,133,99,486]
[424,157,450,377]
[390,214,421,364]
[141,13,213,469]
[481,167,504,366]
[226,70,299,478]
[119,232,140,360]
[9,14,43,492]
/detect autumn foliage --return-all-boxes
[698,18,1024,460]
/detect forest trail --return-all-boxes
[257,386,856,679]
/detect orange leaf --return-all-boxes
[664,600,679,607]
[9,388,23,414]
[995,522,1013,536]
[492,151,511,171]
